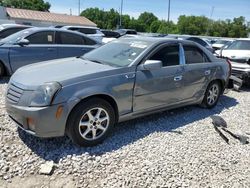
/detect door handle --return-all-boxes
[174,75,182,81]
[125,73,135,79]
[205,70,211,75]
[47,48,55,51]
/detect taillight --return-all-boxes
[226,58,232,76]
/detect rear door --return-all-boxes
[9,31,57,72]
[56,31,97,59]
[134,43,186,112]
[181,45,216,101]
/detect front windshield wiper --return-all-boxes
[80,56,105,65]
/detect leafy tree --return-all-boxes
[138,12,158,32]
[0,0,51,11]
[80,8,249,37]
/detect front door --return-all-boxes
[134,44,185,112]
[9,31,57,72]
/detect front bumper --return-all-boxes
[5,102,69,138]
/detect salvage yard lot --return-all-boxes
[0,77,250,188]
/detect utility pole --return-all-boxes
[206,6,215,36]
[78,0,81,15]
[167,0,171,24]
[120,0,123,28]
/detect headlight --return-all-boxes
[29,82,62,107]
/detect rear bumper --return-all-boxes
[5,102,69,138]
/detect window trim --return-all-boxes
[143,42,182,68]
[183,44,211,65]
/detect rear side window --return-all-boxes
[26,31,54,44]
[58,32,84,45]
[150,45,180,67]
[184,46,210,64]
[68,27,97,35]
[0,28,27,39]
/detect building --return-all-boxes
[0,6,96,27]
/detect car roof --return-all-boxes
[236,38,250,41]
[0,24,31,29]
[61,25,100,29]
[118,36,197,46]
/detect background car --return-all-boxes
[181,36,214,53]
[0,28,101,76]
[116,29,137,36]
[212,39,234,50]
[6,37,231,146]
[61,26,105,43]
[0,24,32,40]
[216,39,250,86]
[100,29,121,43]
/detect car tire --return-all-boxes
[0,63,5,77]
[201,81,221,109]
[66,98,115,147]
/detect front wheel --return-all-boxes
[201,81,221,109]
[66,98,115,147]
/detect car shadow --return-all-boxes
[18,95,238,162]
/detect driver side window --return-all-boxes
[150,45,180,67]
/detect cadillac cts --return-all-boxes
[5,37,231,146]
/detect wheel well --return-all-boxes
[211,79,224,94]
[69,94,119,123]
[0,60,10,76]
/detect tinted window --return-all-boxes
[150,45,180,67]
[187,38,207,47]
[68,27,97,35]
[0,28,27,39]
[58,32,84,45]
[227,40,250,50]
[184,46,209,64]
[126,30,137,35]
[26,31,54,44]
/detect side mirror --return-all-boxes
[140,60,162,71]
[16,39,30,46]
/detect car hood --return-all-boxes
[10,57,116,90]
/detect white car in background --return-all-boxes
[216,39,250,86]
[61,26,104,43]
[212,39,234,50]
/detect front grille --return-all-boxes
[7,83,24,104]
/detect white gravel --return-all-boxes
[0,77,250,188]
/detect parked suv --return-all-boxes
[6,37,230,146]
[215,39,250,86]
[61,26,104,43]
[0,28,101,76]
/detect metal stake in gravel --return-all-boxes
[211,115,249,145]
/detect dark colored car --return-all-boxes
[116,29,137,36]
[0,28,101,76]
[0,24,32,40]
[100,30,121,38]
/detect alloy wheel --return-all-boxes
[78,107,110,141]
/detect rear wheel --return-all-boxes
[66,98,115,147]
[201,81,221,109]
[0,63,5,77]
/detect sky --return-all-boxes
[47,0,250,23]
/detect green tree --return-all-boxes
[0,0,50,11]
[138,12,158,32]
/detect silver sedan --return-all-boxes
[5,37,231,146]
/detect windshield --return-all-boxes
[83,40,151,67]
[0,29,32,43]
[227,40,250,50]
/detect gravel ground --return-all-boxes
[0,77,250,188]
